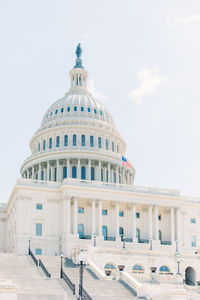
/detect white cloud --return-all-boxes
[128,67,167,104]
[88,78,106,100]
[177,14,200,25]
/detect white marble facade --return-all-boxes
[1,47,200,297]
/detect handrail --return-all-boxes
[29,249,38,266]
[39,259,51,278]
[79,285,93,300]
[61,270,76,295]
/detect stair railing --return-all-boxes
[61,269,76,295]
[79,285,92,300]
[39,259,51,278]
[29,249,38,266]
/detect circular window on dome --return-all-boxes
[88,107,91,112]
[55,109,58,114]
[50,112,53,116]
[94,109,97,114]
[100,110,103,116]
[81,106,84,112]
[74,106,77,112]
[61,108,64,113]
[67,107,70,112]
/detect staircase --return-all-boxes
[0,253,75,300]
[41,255,138,299]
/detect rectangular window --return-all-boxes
[78,207,84,214]
[119,211,124,217]
[191,218,196,224]
[136,212,140,219]
[158,215,161,220]
[64,135,68,146]
[191,235,196,247]
[36,223,42,236]
[102,209,107,216]
[35,248,42,255]
[36,204,42,210]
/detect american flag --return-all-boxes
[122,156,130,168]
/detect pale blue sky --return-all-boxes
[1,0,200,202]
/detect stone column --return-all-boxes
[73,197,78,235]
[98,200,102,236]
[103,168,106,182]
[77,159,81,179]
[38,163,41,180]
[176,207,181,241]
[66,197,71,234]
[32,166,34,179]
[116,166,119,183]
[67,159,70,178]
[56,160,59,182]
[98,161,101,181]
[170,207,175,242]
[115,202,120,241]
[47,161,49,181]
[108,163,111,183]
[148,206,153,240]
[27,169,30,179]
[44,167,46,181]
[88,160,91,180]
[122,167,125,184]
[92,199,96,235]
[51,166,54,181]
[132,203,136,242]
[154,206,159,240]
[111,169,113,183]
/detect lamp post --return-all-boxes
[93,233,97,247]
[28,237,31,255]
[78,250,85,300]
[122,235,126,249]
[176,257,181,275]
[60,252,64,278]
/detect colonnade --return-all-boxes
[62,197,181,244]
[22,158,134,185]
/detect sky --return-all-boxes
[1,0,200,202]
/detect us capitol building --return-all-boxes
[0,45,200,300]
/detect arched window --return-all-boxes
[91,167,95,181]
[56,136,60,147]
[132,265,144,273]
[94,108,97,114]
[159,230,162,241]
[72,166,77,178]
[49,138,52,149]
[88,107,91,112]
[74,106,77,112]
[104,263,115,270]
[78,224,84,238]
[105,139,108,150]
[64,135,68,146]
[38,143,40,151]
[81,106,84,112]
[81,135,85,146]
[112,142,114,152]
[90,136,94,147]
[43,140,46,150]
[67,107,70,112]
[41,170,44,181]
[102,225,107,240]
[159,266,170,274]
[73,134,77,146]
[81,166,86,180]
[61,107,64,113]
[98,137,101,148]
[55,109,58,114]
[63,166,67,179]
[136,228,140,240]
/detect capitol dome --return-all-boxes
[21,44,135,186]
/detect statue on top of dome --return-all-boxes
[76,43,82,58]
[74,43,83,69]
